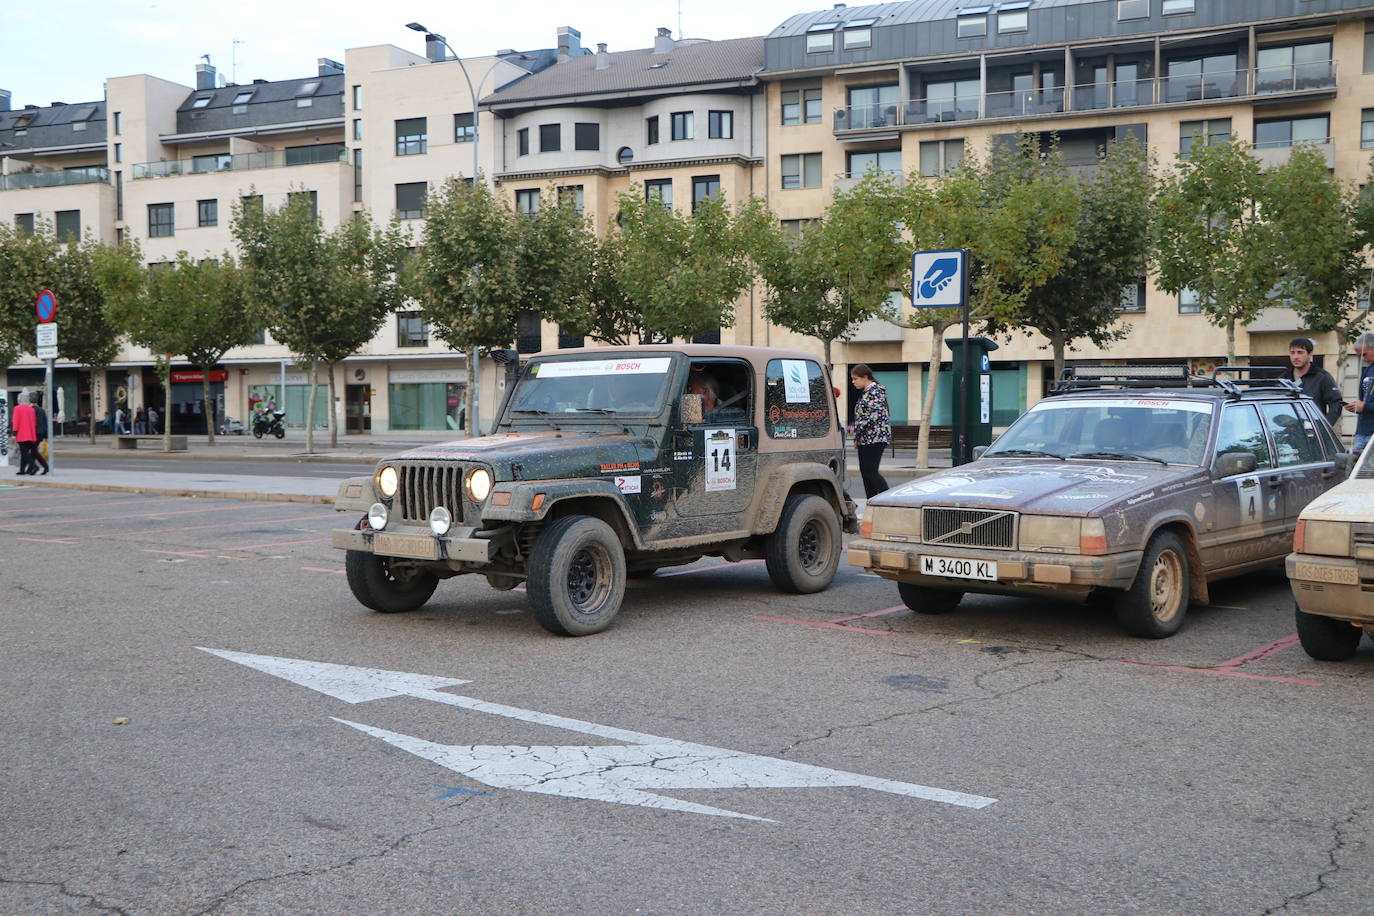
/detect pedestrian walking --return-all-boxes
[147,406,159,435]
[1281,337,1343,427]
[849,364,891,499]
[1344,332,1374,455]
[30,395,50,475]
[114,405,128,435]
[10,391,39,476]
[134,407,147,434]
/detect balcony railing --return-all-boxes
[0,167,109,192]
[833,169,905,193]
[834,61,1337,133]
[1253,137,1335,168]
[132,146,347,180]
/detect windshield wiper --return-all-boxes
[1069,450,1168,466]
[990,448,1064,460]
[573,407,617,414]
[511,408,551,415]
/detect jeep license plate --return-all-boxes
[374,533,440,560]
[921,556,997,581]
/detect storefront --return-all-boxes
[388,368,467,431]
[167,369,226,434]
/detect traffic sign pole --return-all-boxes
[34,290,58,473]
[45,360,55,473]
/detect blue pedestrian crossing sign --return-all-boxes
[910,249,966,309]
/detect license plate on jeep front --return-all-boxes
[921,556,997,581]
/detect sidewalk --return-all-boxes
[0,431,952,504]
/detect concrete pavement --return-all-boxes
[0,430,951,503]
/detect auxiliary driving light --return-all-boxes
[465,467,493,502]
[376,465,399,498]
[429,506,453,537]
[368,502,389,531]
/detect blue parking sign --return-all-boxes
[911,249,966,308]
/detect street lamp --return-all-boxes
[404,21,489,436]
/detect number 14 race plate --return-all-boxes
[921,556,998,581]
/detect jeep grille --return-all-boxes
[396,462,465,523]
[922,507,1017,550]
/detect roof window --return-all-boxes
[296,81,320,97]
[958,6,991,38]
[191,96,212,108]
[232,90,254,105]
[807,22,838,53]
[998,1,1030,32]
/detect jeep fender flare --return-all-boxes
[483,479,645,550]
[335,475,376,512]
[751,463,848,536]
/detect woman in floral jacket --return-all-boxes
[849,364,890,498]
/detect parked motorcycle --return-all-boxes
[252,409,286,439]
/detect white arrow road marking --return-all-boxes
[200,648,998,820]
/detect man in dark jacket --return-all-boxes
[30,394,50,475]
[1282,337,1343,427]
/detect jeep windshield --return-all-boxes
[985,396,1213,466]
[509,356,673,418]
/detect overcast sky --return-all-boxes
[0,0,818,107]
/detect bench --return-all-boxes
[114,435,188,451]
[888,424,952,454]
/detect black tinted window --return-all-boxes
[1213,404,1272,472]
[1260,402,1323,466]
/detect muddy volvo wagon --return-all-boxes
[332,345,858,635]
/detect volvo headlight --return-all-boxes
[376,465,399,498]
[367,502,389,531]
[429,506,453,537]
[465,467,493,502]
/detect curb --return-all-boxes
[5,479,335,505]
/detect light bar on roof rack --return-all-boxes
[1069,365,1190,380]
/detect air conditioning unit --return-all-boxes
[833,109,850,130]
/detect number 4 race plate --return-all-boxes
[921,556,998,581]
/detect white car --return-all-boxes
[1287,440,1373,660]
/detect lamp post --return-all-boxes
[406,21,485,436]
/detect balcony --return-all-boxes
[131,146,347,180]
[832,61,1337,136]
[0,167,108,192]
[833,169,905,194]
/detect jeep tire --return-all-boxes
[898,582,963,614]
[765,493,842,594]
[528,515,627,636]
[1114,531,1190,638]
[1295,605,1361,661]
[345,551,438,613]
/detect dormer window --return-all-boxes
[843,18,877,50]
[957,7,991,38]
[806,22,838,53]
[232,90,254,105]
[998,1,1030,33]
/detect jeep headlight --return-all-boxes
[465,467,493,502]
[376,465,399,498]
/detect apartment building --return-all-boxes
[761,0,1374,429]
[4,2,1374,435]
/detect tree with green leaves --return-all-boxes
[234,193,409,452]
[409,179,523,435]
[893,136,1080,467]
[0,224,126,441]
[1154,136,1280,365]
[1267,146,1374,386]
[985,137,1154,379]
[751,175,908,369]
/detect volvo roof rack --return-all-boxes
[1053,364,1201,392]
[1210,366,1302,398]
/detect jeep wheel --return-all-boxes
[1114,531,1189,638]
[765,494,841,594]
[898,582,963,614]
[345,551,438,613]
[527,515,627,636]
[1295,605,1361,661]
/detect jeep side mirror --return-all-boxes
[680,393,704,426]
[1214,451,1257,478]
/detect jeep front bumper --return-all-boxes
[332,525,494,565]
[1287,552,1374,622]
[847,538,1142,595]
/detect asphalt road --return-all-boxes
[2,487,1371,915]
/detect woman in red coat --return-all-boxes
[10,391,38,475]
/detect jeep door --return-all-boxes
[671,358,758,527]
[1205,403,1284,571]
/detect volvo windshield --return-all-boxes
[986,396,1213,465]
[509,356,673,418]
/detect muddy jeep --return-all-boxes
[332,345,858,635]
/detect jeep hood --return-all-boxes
[393,429,652,478]
[871,459,1205,516]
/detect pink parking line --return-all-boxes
[144,536,329,558]
[1120,633,1320,686]
[754,615,893,636]
[829,604,906,623]
[80,512,332,539]
[0,501,254,527]
[15,536,80,544]
[143,548,212,558]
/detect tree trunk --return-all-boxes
[466,349,478,439]
[1226,319,1237,366]
[327,360,339,449]
[159,363,173,453]
[87,368,98,445]
[916,322,948,470]
[305,360,318,454]
[1050,331,1067,382]
[201,368,216,446]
